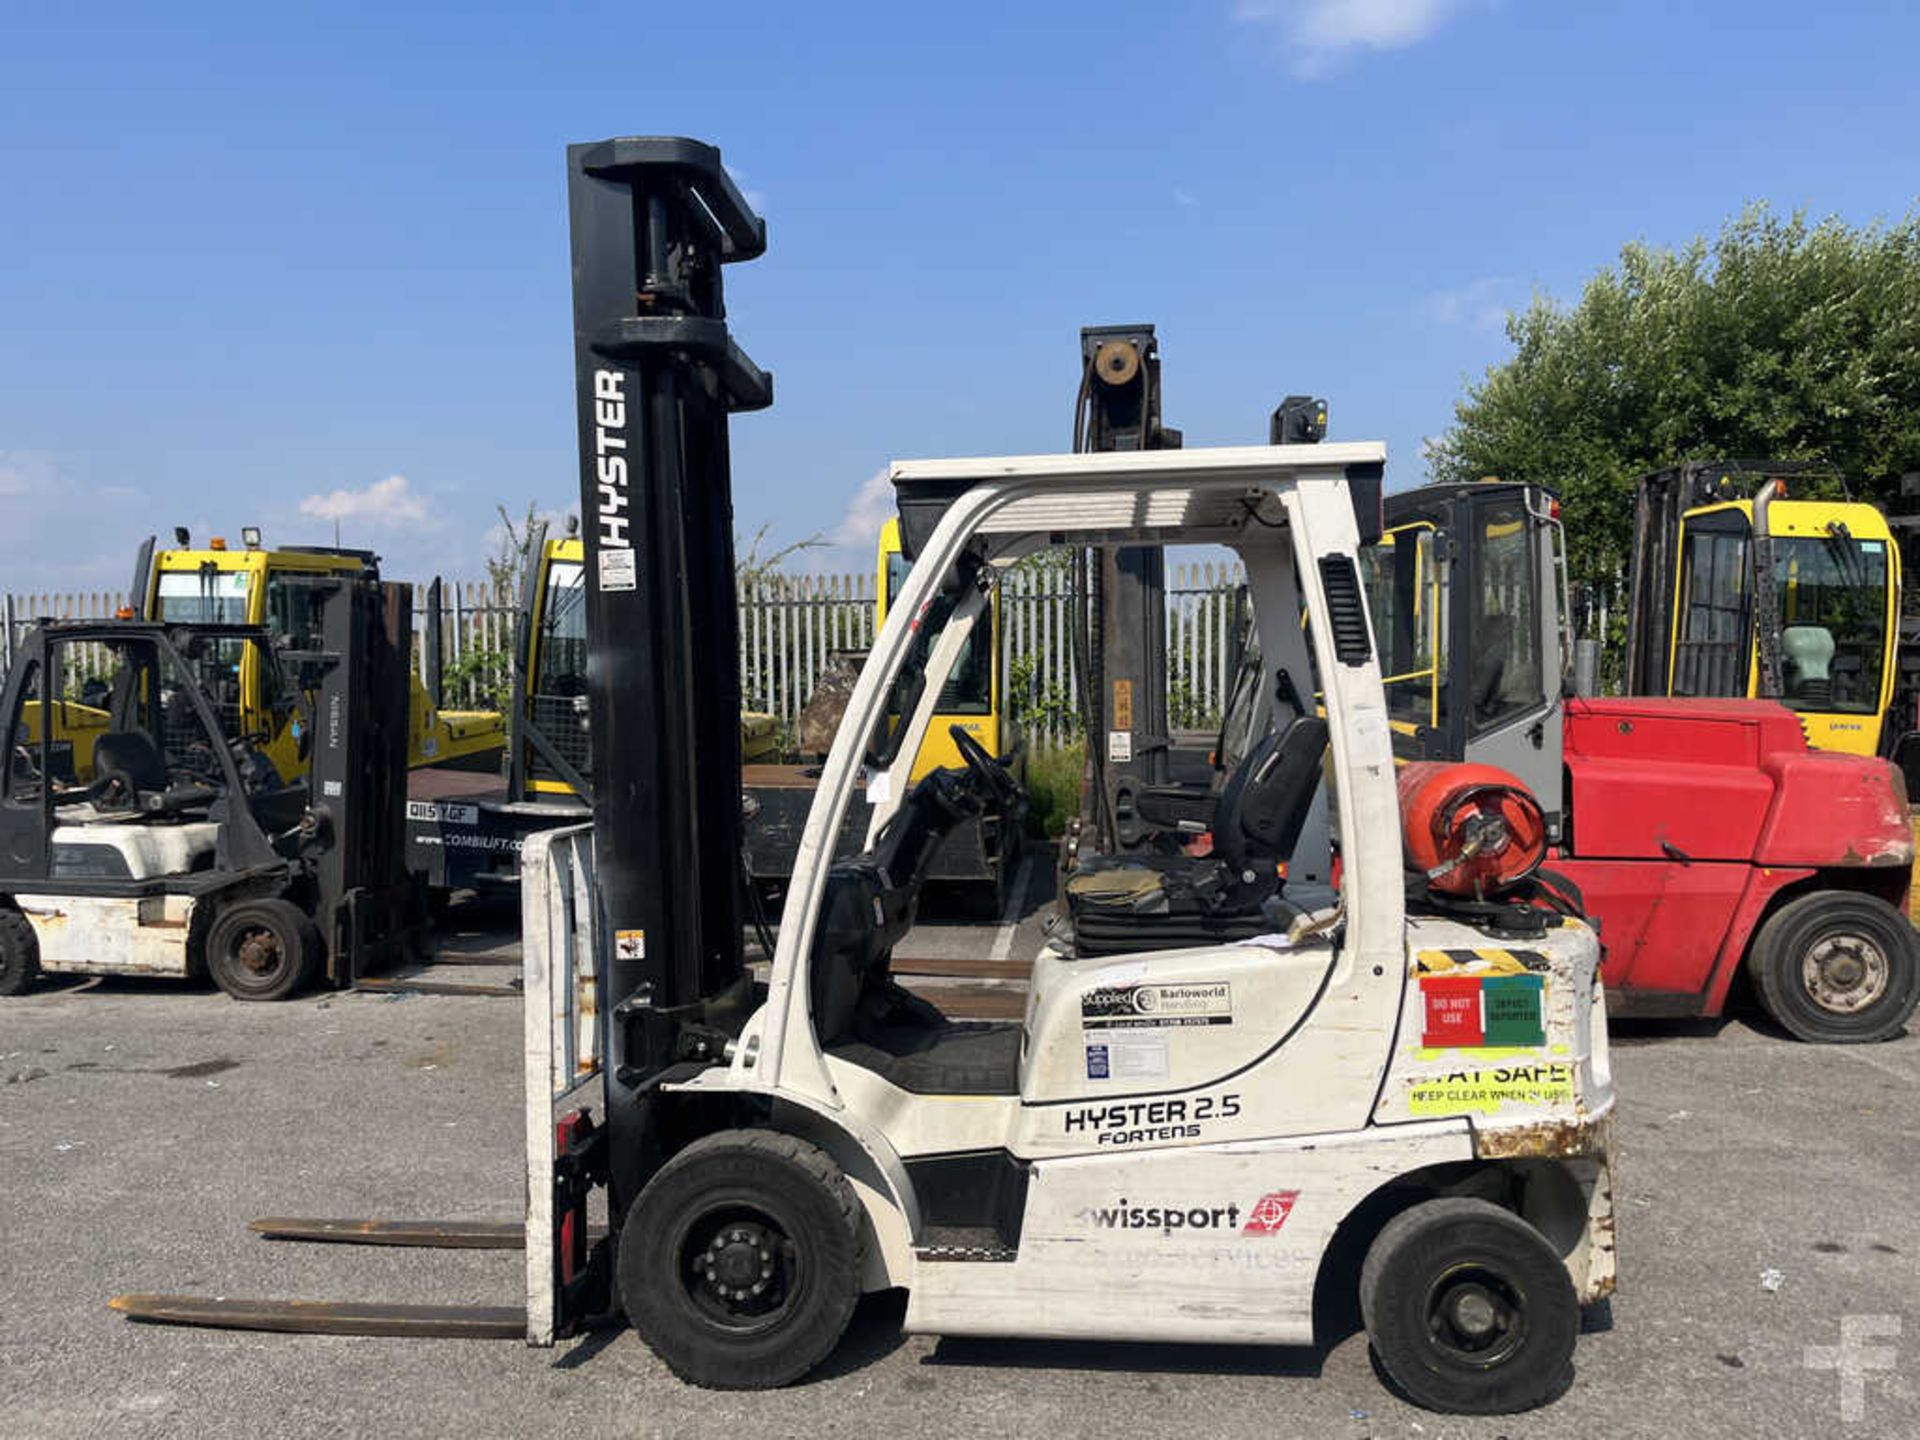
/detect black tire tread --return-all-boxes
[0,905,40,997]
[1360,1195,1577,1415]
[1747,889,1920,1044]
[204,897,318,1002]
[624,1128,864,1390]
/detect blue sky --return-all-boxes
[4,0,1918,589]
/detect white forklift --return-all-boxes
[112,138,1617,1416]
[0,577,420,999]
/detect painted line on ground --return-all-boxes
[988,854,1037,963]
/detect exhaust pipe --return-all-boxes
[1751,478,1786,699]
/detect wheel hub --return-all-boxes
[1448,1284,1500,1339]
[236,928,282,976]
[1425,1266,1524,1365]
[1803,932,1889,1015]
[699,1223,778,1304]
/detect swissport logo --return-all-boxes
[1080,1190,1300,1238]
[1242,1191,1299,1236]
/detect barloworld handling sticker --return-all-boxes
[1082,981,1232,1030]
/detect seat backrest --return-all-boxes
[1472,613,1514,718]
[92,731,170,794]
[1212,715,1329,874]
[807,862,918,1049]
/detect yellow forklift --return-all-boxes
[1623,462,1905,759]
[133,528,506,778]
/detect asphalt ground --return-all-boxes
[3,929,1917,1439]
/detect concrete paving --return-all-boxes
[2,966,1915,1439]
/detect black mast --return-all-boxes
[565,139,771,1139]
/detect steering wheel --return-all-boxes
[948,723,1020,806]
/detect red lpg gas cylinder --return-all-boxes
[1396,761,1548,898]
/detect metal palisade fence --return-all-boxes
[4,563,1255,750]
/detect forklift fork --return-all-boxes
[109,829,615,1344]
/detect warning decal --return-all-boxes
[598,547,637,593]
[1085,1030,1169,1082]
[1407,1062,1575,1116]
[1416,951,1546,1048]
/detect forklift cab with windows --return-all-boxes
[1623,462,1902,757]
[1363,481,1567,838]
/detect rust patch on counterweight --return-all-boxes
[1473,1111,1612,1161]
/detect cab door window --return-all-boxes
[6,659,45,802]
[1468,501,1542,735]
[1672,516,1751,698]
[1363,523,1446,730]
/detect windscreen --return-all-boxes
[154,570,250,624]
[886,551,990,715]
[1774,534,1889,714]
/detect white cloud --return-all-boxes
[1173,187,1200,208]
[298,473,430,528]
[0,449,61,499]
[1235,0,1480,77]
[830,467,894,552]
[1418,275,1521,332]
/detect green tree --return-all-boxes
[1428,205,1920,586]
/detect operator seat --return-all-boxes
[808,772,1023,1097]
[1064,715,1329,958]
[90,731,171,799]
[1782,625,1836,709]
[1471,613,1514,720]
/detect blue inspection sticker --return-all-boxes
[1085,1044,1110,1080]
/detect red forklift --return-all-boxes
[1366,479,1918,1042]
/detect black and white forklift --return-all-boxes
[112,138,1619,1416]
[0,575,419,999]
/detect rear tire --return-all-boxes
[1748,890,1920,1043]
[617,1130,864,1389]
[1360,1196,1578,1415]
[204,898,321,1001]
[0,907,40,996]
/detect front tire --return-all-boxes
[204,898,321,1001]
[0,907,40,996]
[1360,1196,1578,1415]
[617,1130,864,1389]
[1748,890,1920,1043]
